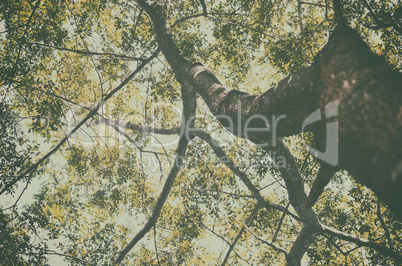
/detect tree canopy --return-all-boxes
[0,0,401,265]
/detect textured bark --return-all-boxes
[314,26,402,219]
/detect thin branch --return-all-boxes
[40,250,96,266]
[203,225,250,264]
[27,42,146,61]
[298,0,304,32]
[183,188,253,198]
[2,247,96,266]
[8,81,168,155]
[243,223,287,255]
[153,225,160,265]
[323,234,359,265]
[221,204,260,265]
[3,179,30,211]
[272,202,291,244]
[171,13,206,28]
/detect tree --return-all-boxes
[0,0,401,265]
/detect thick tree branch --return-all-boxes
[322,225,402,262]
[286,225,320,266]
[262,141,321,265]
[304,163,335,208]
[332,0,346,25]
[137,2,402,258]
[137,0,319,139]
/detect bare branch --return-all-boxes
[171,13,206,28]
[43,250,97,266]
[27,42,146,61]
[114,131,189,265]
[323,234,359,265]
[153,225,161,265]
[91,117,180,135]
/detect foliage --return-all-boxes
[0,0,401,265]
